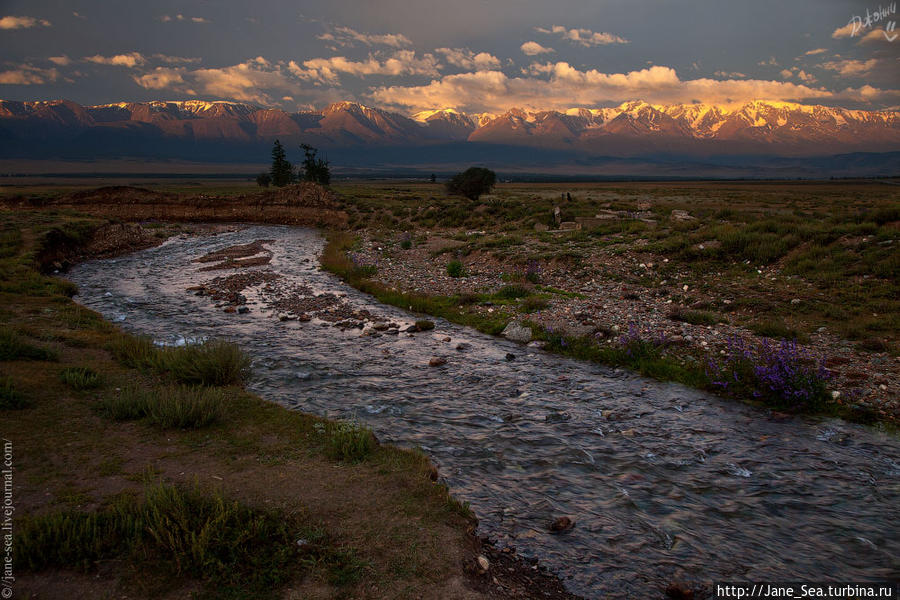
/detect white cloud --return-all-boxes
[520,41,554,56]
[190,59,305,105]
[291,51,440,83]
[0,15,51,29]
[0,65,58,85]
[535,25,627,46]
[435,48,501,70]
[85,52,146,68]
[369,63,892,113]
[317,25,412,48]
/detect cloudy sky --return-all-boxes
[1,0,898,114]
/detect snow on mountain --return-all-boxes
[0,98,897,155]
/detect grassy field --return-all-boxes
[333,180,899,351]
[0,209,506,600]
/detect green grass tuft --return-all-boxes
[0,329,58,361]
[154,340,251,387]
[98,384,225,429]
[0,375,30,409]
[60,366,102,390]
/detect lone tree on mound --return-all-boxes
[445,167,496,201]
[300,143,331,185]
[270,139,294,187]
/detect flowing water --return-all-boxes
[68,225,900,598]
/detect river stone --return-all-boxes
[505,353,516,361]
[428,357,447,367]
[476,555,490,572]
[501,321,532,343]
[549,516,575,532]
[237,306,250,314]
[456,343,472,351]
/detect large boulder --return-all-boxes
[501,321,532,343]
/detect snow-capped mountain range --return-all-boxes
[1,98,898,161]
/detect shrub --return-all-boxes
[15,483,301,593]
[668,307,722,326]
[347,252,378,278]
[524,259,541,284]
[319,420,377,463]
[521,297,549,313]
[415,319,435,331]
[109,334,157,369]
[0,330,57,361]
[446,260,465,278]
[60,367,102,390]
[155,340,251,386]
[0,375,29,410]
[445,167,496,201]
[749,320,807,343]
[399,232,412,250]
[495,284,531,299]
[98,384,223,429]
[707,336,830,411]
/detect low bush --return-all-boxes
[15,483,302,595]
[521,296,549,313]
[0,375,29,410]
[495,284,531,299]
[109,334,157,369]
[749,320,807,343]
[98,385,225,429]
[668,307,722,326]
[446,260,465,278]
[317,420,377,463]
[60,366,102,390]
[155,341,251,387]
[0,330,57,361]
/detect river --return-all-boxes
[67,225,900,598]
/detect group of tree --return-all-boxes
[257,139,330,187]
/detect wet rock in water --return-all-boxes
[501,321,532,343]
[505,353,516,361]
[442,336,452,342]
[415,319,435,331]
[296,313,311,322]
[545,411,571,423]
[237,306,250,314]
[527,340,547,350]
[456,342,472,352]
[279,314,293,321]
[372,322,389,331]
[404,325,419,333]
[385,328,399,335]
[476,555,490,572]
[429,357,447,367]
[223,306,236,313]
[665,582,695,600]
[549,516,575,532]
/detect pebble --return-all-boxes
[505,353,516,361]
[476,555,490,571]
[549,516,575,532]
[428,357,447,367]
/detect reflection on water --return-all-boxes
[68,226,900,599]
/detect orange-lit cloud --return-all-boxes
[535,25,627,46]
[0,15,51,29]
[0,65,58,84]
[520,41,554,56]
[133,67,186,89]
[318,25,412,48]
[85,52,146,67]
[821,58,881,76]
[370,63,895,113]
[435,48,501,69]
[290,51,440,83]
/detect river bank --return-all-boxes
[0,210,579,600]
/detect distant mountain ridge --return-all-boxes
[1,99,898,176]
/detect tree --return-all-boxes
[256,172,271,188]
[429,173,436,183]
[300,143,330,185]
[445,167,496,201]
[270,139,294,187]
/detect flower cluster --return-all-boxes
[707,336,831,410]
